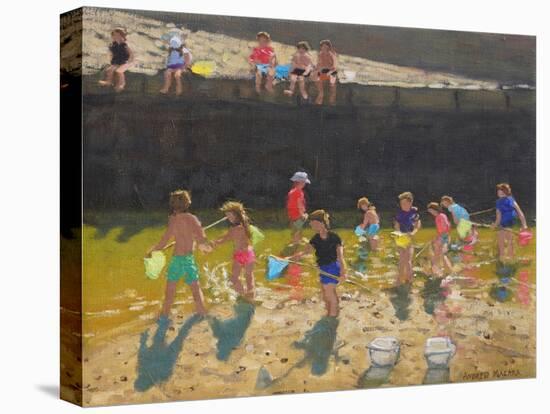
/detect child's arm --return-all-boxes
[287,243,313,260]
[361,212,370,229]
[146,219,174,256]
[212,229,233,247]
[513,202,528,229]
[393,219,400,232]
[298,195,307,219]
[336,244,347,280]
[183,51,192,70]
[450,211,459,225]
[411,217,421,236]
[127,46,135,65]
[192,217,211,252]
[271,50,277,67]
[331,52,338,71]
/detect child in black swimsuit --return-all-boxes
[287,210,347,317]
[284,41,313,101]
[98,28,134,92]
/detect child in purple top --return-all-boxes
[393,192,421,283]
[493,183,528,259]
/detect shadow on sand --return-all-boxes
[134,314,202,392]
[293,316,339,376]
[209,298,256,361]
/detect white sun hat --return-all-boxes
[169,36,182,48]
[290,171,311,184]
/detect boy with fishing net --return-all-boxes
[285,210,347,317]
[145,190,211,320]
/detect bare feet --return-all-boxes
[284,89,293,96]
[159,89,169,94]
[98,80,112,87]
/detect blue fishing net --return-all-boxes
[266,256,289,280]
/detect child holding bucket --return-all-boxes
[284,41,314,101]
[393,192,421,282]
[440,195,478,248]
[248,31,277,94]
[315,40,338,105]
[211,201,257,299]
[357,197,380,251]
[159,36,192,95]
[146,190,210,319]
[98,28,134,92]
[287,172,310,245]
[287,210,347,317]
[493,183,529,259]
[427,202,453,276]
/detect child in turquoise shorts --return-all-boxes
[146,190,211,319]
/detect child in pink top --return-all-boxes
[427,202,452,277]
[248,32,277,94]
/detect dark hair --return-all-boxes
[111,28,127,41]
[319,39,333,50]
[427,202,441,212]
[169,190,191,215]
[296,41,311,51]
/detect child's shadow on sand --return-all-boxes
[387,282,412,321]
[293,316,339,376]
[134,314,202,392]
[209,298,256,361]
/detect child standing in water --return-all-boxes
[248,32,277,94]
[288,210,347,317]
[146,190,210,319]
[98,28,134,92]
[315,40,338,105]
[427,202,453,276]
[440,195,478,246]
[357,197,380,251]
[394,192,421,282]
[284,41,314,101]
[493,183,528,259]
[287,172,310,245]
[211,201,257,299]
[159,36,192,95]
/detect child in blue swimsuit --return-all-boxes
[493,183,528,259]
[394,192,421,282]
[356,197,380,251]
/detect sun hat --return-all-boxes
[290,171,311,184]
[169,36,183,48]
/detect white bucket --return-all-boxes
[424,337,456,368]
[367,337,400,367]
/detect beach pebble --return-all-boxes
[341,293,353,301]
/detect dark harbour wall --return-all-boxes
[81,75,536,219]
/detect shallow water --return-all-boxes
[73,224,536,347]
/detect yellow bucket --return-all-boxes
[191,60,216,77]
[391,232,412,248]
[457,219,473,239]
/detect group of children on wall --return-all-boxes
[98,28,338,104]
[146,171,530,323]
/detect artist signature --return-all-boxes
[462,368,521,381]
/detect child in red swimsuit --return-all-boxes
[248,32,277,94]
[212,201,257,299]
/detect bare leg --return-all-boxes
[315,80,324,105]
[497,230,506,259]
[506,231,515,258]
[265,68,275,93]
[322,284,339,317]
[114,63,130,92]
[255,71,262,93]
[161,281,178,317]
[244,262,256,298]
[298,77,308,99]
[189,281,207,316]
[99,65,116,86]
[230,261,246,296]
[174,70,183,95]
[284,74,297,96]
[160,69,173,94]
[329,78,337,105]
[369,236,379,252]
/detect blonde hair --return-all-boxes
[256,31,271,41]
[427,202,441,212]
[309,209,330,228]
[169,190,191,215]
[357,197,375,210]
[441,195,454,204]
[496,183,512,195]
[398,191,414,202]
[220,201,252,239]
